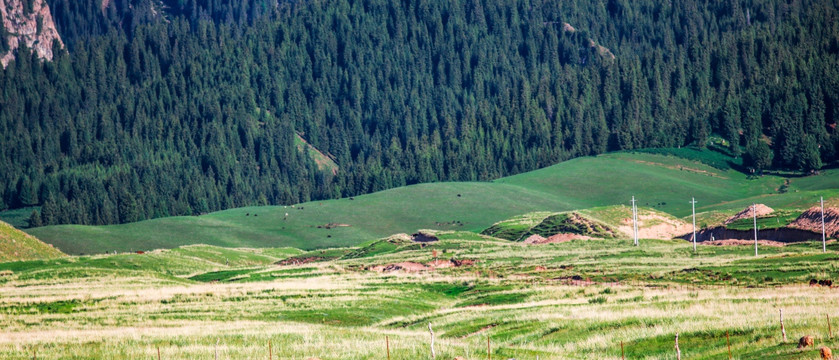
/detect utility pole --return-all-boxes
[753,203,758,257]
[631,196,639,246]
[690,197,698,252]
[822,196,827,253]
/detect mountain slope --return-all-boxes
[2,0,839,228]
[0,0,63,66]
[28,151,839,255]
[0,220,64,262]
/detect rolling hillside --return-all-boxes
[0,220,64,262]
[2,231,839,359]
[28,151,839,255]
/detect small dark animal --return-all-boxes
[254,214,258,217]
[246,213,250,216]
[457,194,461,197]
[799,335,815,349]
[819,279,833,287]
[821,347,833,360]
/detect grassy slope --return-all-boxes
[28,151,839,254]
[0,220,64,262]
[2,233,838,359]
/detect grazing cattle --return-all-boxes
[821,347,833,360]
[799,335,815,349]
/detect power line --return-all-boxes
[631,196,638,246]
[690,198,698,252]
[753,203,758,257]
[822,196,826,253]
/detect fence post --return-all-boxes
[726,330,731,360]
[386,336,391,360]
[621,341,625,360]
[487,337,491,360]
[157,346,161,360]
[269,340,272,360]
[675,333,681,360]
[780,309,787,342]
[428,323,436,359]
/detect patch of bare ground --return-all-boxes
[523,233,592,244]
[701,239,787,247]
[618,213,691,240]
[724,204,774,225]
[628,159,728,178]
[788,206,839,237]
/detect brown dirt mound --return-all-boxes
[724,204,774,225]
[702,239,786,247]
[789,206,839,237]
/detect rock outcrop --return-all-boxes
[1,0,64,67]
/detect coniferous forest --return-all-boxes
[1,0,838,226]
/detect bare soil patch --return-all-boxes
[618,213,691,239]
[524,233,591,244]
[788,206,839,237]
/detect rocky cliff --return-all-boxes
[1,0,64,67]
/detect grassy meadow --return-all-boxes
[26,150,839,255]
[0,220,64,262]
[2,231,839,359]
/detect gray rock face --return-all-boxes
[1,0,64,67]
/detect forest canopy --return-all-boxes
[1,0,838,226]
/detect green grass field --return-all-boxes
[2,231,838,359]
[0,220,64,262]
[26,150,839,255]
